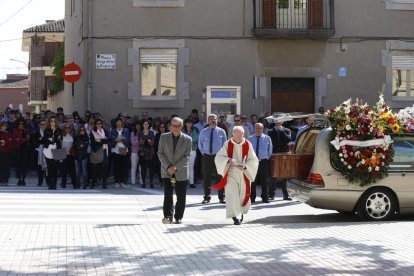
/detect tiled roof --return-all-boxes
[0,79,29,89]
[23,19,64,33]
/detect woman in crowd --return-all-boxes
[151,117,161,134]
[60,123,77,188]
[0,122,12,185]
[110,118,130,188]
[90,119,109,188]
[12,118,31,186]
[154,122,166,185]
[31,119,48,186]
[42,116,63,190]
[130,120,142,186]
[182,118,198,188]
[138,120,155,188]
[73,126,89,189]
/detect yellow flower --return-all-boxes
[392,124,400,133]
[380,113,390,120]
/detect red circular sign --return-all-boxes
[62,63,82,83]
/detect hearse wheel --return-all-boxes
[357,188,397,221]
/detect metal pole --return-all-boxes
[87,0,92,111]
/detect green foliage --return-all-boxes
[49,42,64,95]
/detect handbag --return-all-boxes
[51,148,67,161]
[118,147,128,155]
[90,147,104,164]
[69,146,76,157]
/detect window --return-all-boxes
[392,52,414,98]
[389,136,414,171]
[140,49,177,99]
[386,0,414,10]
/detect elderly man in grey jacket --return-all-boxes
[158,117,192,224]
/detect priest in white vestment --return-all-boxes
[214,126,259,225]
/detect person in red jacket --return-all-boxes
[12,118,31,186]
[0,122,13,185]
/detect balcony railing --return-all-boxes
[253,0,335,38]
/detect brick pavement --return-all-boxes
[1,176,414,275]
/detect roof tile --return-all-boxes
[23,19,64,33]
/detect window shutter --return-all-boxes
[393,56,414,70]
[140,49,178,64]
[263,0,276,28]
[308,0,323,28]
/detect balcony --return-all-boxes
[253,0,335,38]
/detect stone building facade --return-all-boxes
[59,0,414,119]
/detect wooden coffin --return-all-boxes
[271,153,314,179]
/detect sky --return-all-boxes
[0,0,64,79]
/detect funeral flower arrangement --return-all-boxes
[397,105,414,132]
[326,95,402,186]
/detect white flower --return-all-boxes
[346,125,351,130]
[382,162,385,166]
[375,166,380,171]
[371,155,376,160]
[344,154,348,158]
[339,153,343,157]
[348,165,352,169]
[344,162,348,165]
[361,159,365,165]
[368,166,372,172]
[340,158,344,162]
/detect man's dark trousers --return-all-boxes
[162,178,187,221]
[203,154,224,201]
[251,159,269,202]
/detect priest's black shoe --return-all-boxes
[283,197,292,201]
[232,217,241,225]
[219,199,226,204]
[202,199,210,204]
[174,219,182,224]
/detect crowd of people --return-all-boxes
[0,106,321,223]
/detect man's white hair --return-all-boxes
[208,113,218,120]
[171,116,183,126]
[232,125,244,134]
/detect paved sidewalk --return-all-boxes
[1,177,414,275]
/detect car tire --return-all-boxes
[357,188,397,221]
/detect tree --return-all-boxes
[49,42,64,95]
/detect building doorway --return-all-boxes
[271,78,314,113]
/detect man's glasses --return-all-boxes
[171,124,181,128]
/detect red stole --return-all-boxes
[212,140,251,207]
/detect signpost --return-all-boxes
[62,63,82,98]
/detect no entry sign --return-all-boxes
[62,63,82,83]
